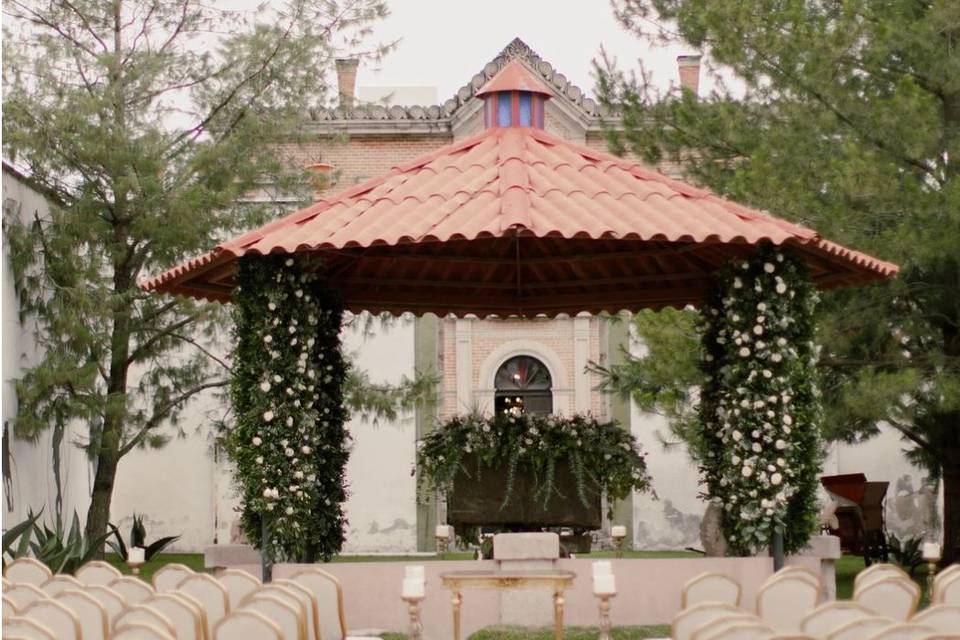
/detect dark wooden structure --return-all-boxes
[822,473,890,564]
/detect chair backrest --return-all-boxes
[242,593,306,640]
[112,621,177,640]
[75,560,123,586]
[112,604,178,638]
[827,616,896,640]
[4,583,48,610]
[274,578,321,640]
[177,573,230,635]
[2,615,57,640]
[855,576,921,621]
[251,585,312,639]
[800,600,875,637]
[218,569,261,609]
[108,575,156,604]
[910,604,960,634]
[933,571,960,606]
[21,598,82,640]
[151,562,196,592]
[672,602,747,640]
[39,574,84,596]
[84,584,127,623]
[933,564,960,594]
[291,568,348,640]
[693,616,776,640]
[866,623,937,640]
[142,593,206,640]
[855,564,912,595]
[55,589,111,640]
[775,567,821,587]
[4,594,21,617]
[757,573,822,631]
[4,558,53,586]
[682,572,742,608]
[214,609,283,640]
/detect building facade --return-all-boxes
[2,40,938,554]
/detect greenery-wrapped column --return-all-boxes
[227,255,349,564]
[697,246,823,556]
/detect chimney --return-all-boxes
[677,55,702,95]
[335,58,359,107]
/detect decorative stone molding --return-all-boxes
[475,339,571,415]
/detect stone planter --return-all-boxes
[446,455,602,531]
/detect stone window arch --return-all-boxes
[494,355,553,416]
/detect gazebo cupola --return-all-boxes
[476,60,552,129]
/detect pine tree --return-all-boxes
[597,0,960,561]
[2,0,391,548]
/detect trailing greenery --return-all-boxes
[698,247,822,555]
[597,0,960,563]
[228,255,349,562]
[2,510,112,575]
[417,413,653,512]
[107,513,180,563]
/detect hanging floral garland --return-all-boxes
[697,245,823,555]
[417,412,653,512]
[227,254,349,561]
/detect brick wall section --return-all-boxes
[584,132,685,179]
[279,134,452,198]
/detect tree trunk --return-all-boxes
[84,447,119,555]
[942,450,960,566]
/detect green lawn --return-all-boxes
[105,552,206,582]
[382,626,670,640]
[835,554,932,606]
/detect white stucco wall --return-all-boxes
[340,314,419,553]
[2,167,93,530]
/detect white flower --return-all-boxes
[268,302,277,311]
[260,382,271,392]
[732,314,740,322]
[285,258,294,267]
[731,455,741,465]
[742,466,754,478]
[776,283,787,294]
[263,411,274,422]
[286,507,295,515]
[263,335,273,344]
[273,374,282,383]
[270,488,280,499]
[753,325,764,336]
[286,416,294,427]
[266,503,275,511]
[762,369,773,378]
[285,447,295,457]
[280,439,289,447]
[262,488,272,498]
[255,456,263,464]
[752,442,762,453]
[764,262,775,273]
[771,353,783,363]
[775,439,787,450]
[301,446,312,454]
[733,278,743,289]
[295,289,303,298]
[771,473,783,486]
[252,436,262,446]
[739,347,751,357]
[757,302,767,312]
[307,474,316,482]
[732,431,743,442]
[783,415,793,426]
[777,458,786,466]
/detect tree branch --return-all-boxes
[119,379,228,456]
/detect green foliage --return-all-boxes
[2,0,391,545]
[107,514,180,562]
[228,255,349,562]
[887,533,924,577]
[3,510,112,575]
[417,412,653,511]
[598,0,960,561]
[698,247,823,555]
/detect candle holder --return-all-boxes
[128,559,145,576]
[611,526,627,559]
[922,542,941,602]
[402,594,425,640]
[595,592,616,640]
[436,535,449,554]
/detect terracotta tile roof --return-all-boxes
[142,126,898,317]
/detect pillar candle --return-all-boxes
[611,525,627,538]
[402,577,425,599]
[405,565,425,581]
[435,525,450,539]
[593,573,617,595]
[127,547,145,564]
[922,542,941,561]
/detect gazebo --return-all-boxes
[143,60,896,314]
[143,60,898,574]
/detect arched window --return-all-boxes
[494,355,553,416]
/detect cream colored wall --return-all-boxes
[2,168,92,529]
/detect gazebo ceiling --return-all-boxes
[142,64,898,317]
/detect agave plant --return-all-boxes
[108,513,179,563]
[2,509,111,575]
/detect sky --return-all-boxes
[351,0,717,103]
